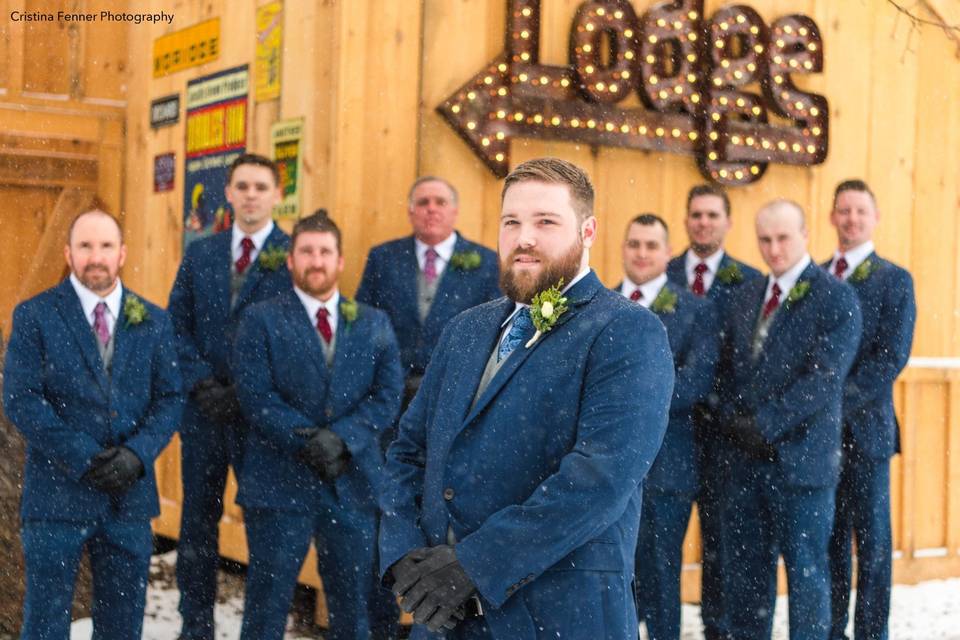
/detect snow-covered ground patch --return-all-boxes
[70,552,960,639]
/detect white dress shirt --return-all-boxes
[414,232,458,279]
[294,286,340,337]
[231,220,275,264]
[829,240,875,280]
[70,273,123,336]
[620,273,668,309]
[684,248,725,294]
[764,254,812,306]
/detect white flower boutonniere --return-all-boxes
[526,280,569,348]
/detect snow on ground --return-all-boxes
[70,552,960,639]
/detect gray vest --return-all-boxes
[319,330,337,368]
[471,333,510,411]
[95,329,115,376]
[230,266,249,310]
[416,269,440,323]
[751,305,778,361]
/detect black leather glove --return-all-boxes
[389,546,431,595]
[725,413,776,461]
[295,427,350,481]
[83,446,144,495]
[191,377,243,426]
[399,545,477,633]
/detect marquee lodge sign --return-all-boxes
[438,0,828,186]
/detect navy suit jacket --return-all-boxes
[232,289,403,512]
[3,280,183,521]
[667,250,762,321]
[821,253,916,459]
[615,281,719,496]
[168,226,291,394]
[380,272,674,639]
[717,263,862,487]
[355,233,500,379]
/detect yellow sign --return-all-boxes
[270,118,303,218]
[256,2,283,101]
[153,18,220,78]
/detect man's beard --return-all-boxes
[499,238,583,304]
[691,240,720,256]
[294,267,337,298]
[77,264,116,293]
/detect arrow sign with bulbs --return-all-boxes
[437,0,828,186]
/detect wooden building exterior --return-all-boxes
[2,0,959,607]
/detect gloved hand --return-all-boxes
[83,446,144,495]
[389,546,431,595]
[191,377,243,426]
[725,413,776,461]
[399,545,477,633]
[691,401,715,431]
[295,427,350,481]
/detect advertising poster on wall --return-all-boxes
[270,117,303,219]
[154,153,175,192]
[256,1,283,101]
[183,65,248,248]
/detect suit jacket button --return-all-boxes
[443,488,455,501]
[110,411,118,418]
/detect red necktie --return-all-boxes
[235,237,255,275]
[834,255,848,280]
[316,308,333,344]
[692,262,708,297]
[93,302,110,347]
[762,283,782,319]
[629,288,643,302]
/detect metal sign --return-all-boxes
[150,94,180,128]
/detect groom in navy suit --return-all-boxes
[620,214,718,640]
[167,153,292,639]
[356,176,501,407]
[232,212,404,640]
[379,158,675,639]
[4,209,183,639]
[824,180,916,640]
[665,184,761,640]
[718,200,862,640]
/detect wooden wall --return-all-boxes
[0,0,127,336]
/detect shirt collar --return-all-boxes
[232,220,275,253]
[415,231,458,264]
[69,273,123,323]
[621,272,667,308]
[832,240,875,277]
[767,254,812,298]
[685,247,725,274]
[503,266,592,327]
[294,286,340,331]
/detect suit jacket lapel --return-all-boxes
[763,263,817,348]
[667,256,688,289]
[461,272,602,428]
[54,281,109,393]
[234,226,283,312]
[110,290,132,384]
[397,236,423,326]
[209,230,234,318]
[282,290,330,382]
[424,234,468,329]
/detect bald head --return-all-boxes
[755,199,808,277]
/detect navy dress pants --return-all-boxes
[20,516,152,640]
[697,437,731,640]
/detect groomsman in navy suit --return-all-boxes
[167,153,292,639]
[665,184,760,640]
[232,212,403,640]
[379,158,674,639]
[4,209,183,639]
[620,214,718,640]
[718,200,862,640]
[824,180,916,640]
[356,176,501,407]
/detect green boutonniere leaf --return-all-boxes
[123,295,149,328]
[785,281,811,307]
[450,250,482,271]
[257,245,288,271]
[339,298,358,325]
[716,262,744,285]
[527,279,569,348]
[651,287,678,314]
[849,259,878,283]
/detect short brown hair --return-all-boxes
[227,153,280,186]
[628,213,670,243]
[833,179,876,208]
[686,184,730,218]
[502,157,594,222]
[291,208,341,253]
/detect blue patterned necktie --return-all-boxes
[497,308,534,362]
